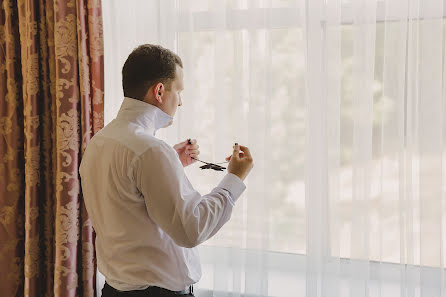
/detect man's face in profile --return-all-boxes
[162,65,184,118]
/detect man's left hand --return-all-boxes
[173,138,200,167]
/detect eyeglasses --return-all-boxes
[188,139,229,171]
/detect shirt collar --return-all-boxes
[116,97,173,136]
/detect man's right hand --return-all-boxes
[225,144,254,181]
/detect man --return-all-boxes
[79,44,254,297]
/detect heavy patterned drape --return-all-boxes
[0,0,104,296]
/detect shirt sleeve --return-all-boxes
[134,142,246,248]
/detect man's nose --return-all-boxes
[178,97,182,106]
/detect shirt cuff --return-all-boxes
[217,173,246,204]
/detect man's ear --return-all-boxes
[154,83,164,103]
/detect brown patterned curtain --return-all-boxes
[0,0,104,296]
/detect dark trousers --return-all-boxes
[101,282,194,297]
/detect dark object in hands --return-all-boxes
[194,157,226,171]
[199,163,226,171]
[187,139,228,171]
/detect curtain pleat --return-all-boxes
[0,0,25,295]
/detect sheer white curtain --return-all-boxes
[101,0,446,296]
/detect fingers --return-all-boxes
[186,139,198,148]
[187,149,200,155]
[238,145,252,159]
[228,144,250,162]
[232,143,240,159]
[188,138,197,145]
[186,138,199,155]
[186,144,199,154]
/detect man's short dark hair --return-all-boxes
[122,44,183,100]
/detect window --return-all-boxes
[103,1,446,295]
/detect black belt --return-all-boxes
[103,282,193,296]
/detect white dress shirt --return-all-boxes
[79,97,246,291]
